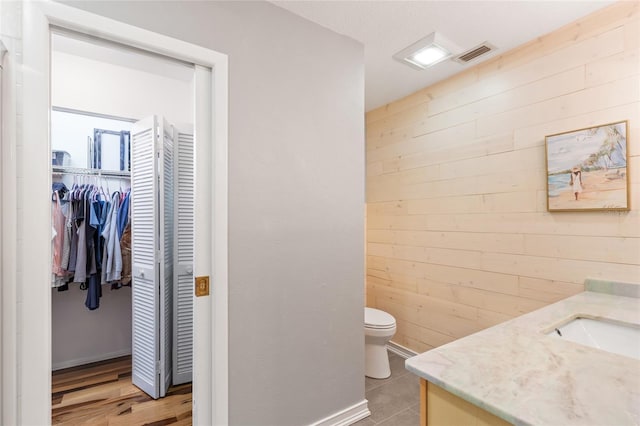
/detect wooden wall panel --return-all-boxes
[365,2,640,353]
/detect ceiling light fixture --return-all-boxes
[393,32,460,70]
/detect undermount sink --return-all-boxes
[547,317,640,360]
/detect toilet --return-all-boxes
[364,307,396,379]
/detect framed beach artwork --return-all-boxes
[545,120,629,212]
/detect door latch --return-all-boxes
[195,276,210,297]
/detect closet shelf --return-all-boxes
[52,166,130,178]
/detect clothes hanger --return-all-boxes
[99,176,108,202]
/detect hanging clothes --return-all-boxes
[60,188,73,271]
[67,186,82,275]
[85,273,102,311]
[72,188,89,284]
[83,187,101,310]
[101,192,123,284]
[51,190,65,275]
[91,197,108,269]
[119,222,132,287]
[51,177,131,309]
[51,185,69,287]
[116,190,130,239]
[116,190,132,288]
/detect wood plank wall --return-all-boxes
[365,2,640,354]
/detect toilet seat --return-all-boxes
[365,307,396,329]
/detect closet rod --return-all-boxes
[52,166,130,178]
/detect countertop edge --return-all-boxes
[404,361,525,426]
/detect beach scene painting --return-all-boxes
[546,121,629,211]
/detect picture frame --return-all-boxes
[545,120,629,212]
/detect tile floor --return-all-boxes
[355,351,420,425]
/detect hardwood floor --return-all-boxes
[52,356,192,425]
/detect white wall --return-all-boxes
[51,287,133,370]
[62,1,366,425]
[50,42,193,369]
[51,110,132,169]
[53,50,193,126]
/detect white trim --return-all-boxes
[212,47,229,426]
[21,4,52,424]
[0,37,2,426]
[16,1,229,424]
[309,400,371,426]
[193,65,214,424]
[38,2,227,68]
[387,341,419,359]
[0,32,18,426]
[52,350,132,372]
[0,35,12,426]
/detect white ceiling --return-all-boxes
[272,0,615,111]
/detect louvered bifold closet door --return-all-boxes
[130,116,161,399]
[160,119,175,397]
[173,129,194,385]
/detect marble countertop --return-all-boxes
[405,282,640,426]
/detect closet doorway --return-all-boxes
[50,28,198,423]
[12,2,229,425]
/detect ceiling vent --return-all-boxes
[453,42,496,64]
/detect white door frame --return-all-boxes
[4,1,228,424]
[0,31,18,426]
[0,36,9,426]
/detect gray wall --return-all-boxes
[63,2,366,424]
[52,286,132,369]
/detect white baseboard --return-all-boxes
[387,341,418,359]
[310,399,371,426]
[52,348,132,371]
